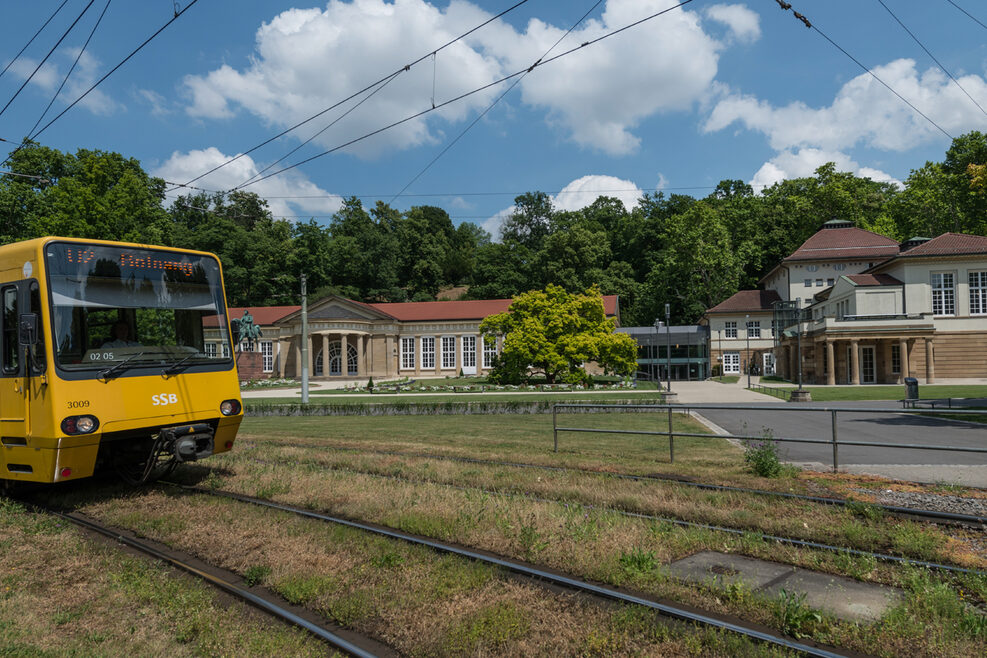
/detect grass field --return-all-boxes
[14,411,987,656]
[750,384,987,402]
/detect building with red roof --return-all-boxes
[705,222,987,385]
[210,294,619,380]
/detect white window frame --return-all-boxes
[441,336,456,369]
[804,279,812,287]
[746,320,761,339]
[970,270,987,316]
[421,336,435,369]
[400,337,416,370]
[891,344,901,375]
[221,344,230,359]
[462,335,476,370]
[931,272,955,316]
[723,352,740,374]
[724,321,737,339]
[205,342,217,357]
[260,340,274,373]
[482,336,497,368]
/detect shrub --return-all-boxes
[743,430,788,478]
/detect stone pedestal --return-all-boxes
[663,392,679,404]
[788,388,812,402]
[235,351,264,381]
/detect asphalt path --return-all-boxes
[692,401,987,486]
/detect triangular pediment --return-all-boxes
[275,296,395,325]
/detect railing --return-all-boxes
[747,383,790,399]
[902,397,987,410]
[551,402,987,472]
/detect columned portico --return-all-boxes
[898,338,909,383]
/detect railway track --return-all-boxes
[226,452,987,577]
[163,481,862,658]
[19,499,388,658]
[247,440,986,527]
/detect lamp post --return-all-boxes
[665,303,671,393]
[301,273,309,404]
[652,318,660,383]
[745,313,751,389]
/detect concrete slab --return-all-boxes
[667,551,903,623]
[664,551,793,589]
[763,568,904,623]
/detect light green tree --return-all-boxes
[479,285,637,384]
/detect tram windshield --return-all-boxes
[44,242,233,374]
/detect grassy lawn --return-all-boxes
[0,499,327,656]
[750,384,987,402]
[711,375,740,384]
[25,411,987,656]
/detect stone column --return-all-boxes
[340,333,349,377]
[925,337,935,384]
[278,337,289,378]
[826,340,835,385]
[898,338,909,383]
[306,333,314,379]
[293,337,301,379]
[455,334,462,375]
[414,335,421,376]
[357,334,365,377]
[317,334,327,377]
[851,340,861,385]
[435,336,442,375]
[386,335,395,376]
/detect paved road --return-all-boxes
[692,401,987,487]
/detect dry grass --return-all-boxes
[223,441,986,570]
[65,487,778,656]
[0,498,329,656]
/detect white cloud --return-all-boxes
[705,59,987,152]
[749,148,901,191]
[182,0,745,159]
[481,206,513,242]
[704,4,760,44]
[473,0,726,155]
[153,147,343,219]
[182,1,504,158]
[552,174,642,212]
[7,49,117,116]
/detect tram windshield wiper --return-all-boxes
[98,351,146,382]
[163,352,207,376]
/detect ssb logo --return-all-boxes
[151,393,179,406]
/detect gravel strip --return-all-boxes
[855,488,987,518]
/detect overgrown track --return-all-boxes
[251,440,987,527]
[233,452,987,577]
[165,482,865,658]
[20,499,386,658]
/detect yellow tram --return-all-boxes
[1,237,242,485]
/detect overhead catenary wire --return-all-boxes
[0,0,97,120]
[235,0,699,192]
[945,0,987,32]
[387,0,612,205]
[0,0,72,81]
[0,170,51,183]
[774,1,953,141]
[876,0,987,118]
[169,0,535,193]
[28,0,201,142]
[28,0,114,138]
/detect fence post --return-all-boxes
[668,406,674,463]
[553,405,558,453]
[831,409,838,472]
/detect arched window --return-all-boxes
[314,340,358,376]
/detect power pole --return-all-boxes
[301,274,309,404]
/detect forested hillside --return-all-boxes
[3,132,986,325]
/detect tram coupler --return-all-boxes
[161,423,215,462]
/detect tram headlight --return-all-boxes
[220,399,241,416]
[61,415,99,435]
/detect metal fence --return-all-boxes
[551,403,987,472]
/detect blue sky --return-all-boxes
[2,0,987,238]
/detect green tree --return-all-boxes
[480,285,637,384]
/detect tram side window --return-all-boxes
[1,287,17,374]
[29,282,46,372]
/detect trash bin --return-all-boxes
[904,377,919,400]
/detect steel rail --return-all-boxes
[247,440,987,526]
[35,504,379,658]
[224,455,985,577]
[166,482,855,658]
